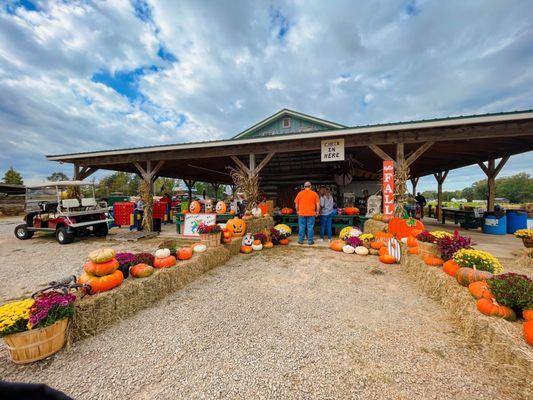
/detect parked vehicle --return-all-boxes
[14,181,113,244]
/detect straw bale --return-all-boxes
[244,216,274,234]
[363,219,388,235]
[400,247,533,392]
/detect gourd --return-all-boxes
[388,217,425,239]
[192,243,207,253]
[279,238,289,245]
[240,245,252,254]
[215,201,227,214]
[155,248,171,259]
[252,243,263,251]
[370,241,383,250]
[442,260,460,277]
[476,298,516,321]
[251,207,262,218]
[253,239,262,245]
[330,240,344,252]
[281,207,294,215]
[524,321,533,346]
[204,200,214,213]
[222,230,232,243]
[406,236,418,247]
[88,248,116,264]
[274,224,292,235]
[355,246,369,255]
[424,255,444,266]
[379,254,396,264]
[226,218,246,237]
[524,309,533,321]
[342,245,355,254]
[408,247,419,255]
[263,241,274,249]
[153,255,177,268]
[78,270,124,293]
[130,263,154,278]
[83,258,119,277]
[178,247,193,260]
[456,267,493,287]
[468,281,493,300]
[189,201,201,214]
[343,207,359,215]
[378,247,389,256]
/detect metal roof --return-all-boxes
[47,109,533,161]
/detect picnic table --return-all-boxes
[441,208,482,228]
[174,212,234,234]
[274,214,368,234]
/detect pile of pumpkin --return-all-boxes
[329,227,403,262]
[187,199,269,219]
[239,224,291,254]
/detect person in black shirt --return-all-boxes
[414,192,427,219]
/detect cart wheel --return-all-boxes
[56,227,74,244]
[14,224,34,240]
[93,223,108,237]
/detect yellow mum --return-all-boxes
[453,248,503,274]
[514,229,533,239]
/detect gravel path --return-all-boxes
[1,245,522,400]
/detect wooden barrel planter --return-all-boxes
[3,319,68,364]
[522,237,533,248]
[200,232,221,247]
[418,242,440,260]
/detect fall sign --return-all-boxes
[382,160,395,216]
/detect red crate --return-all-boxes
[153,201,167,219]
[113,202,134,226]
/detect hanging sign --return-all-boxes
[321,139,345,162]
[183,213,216,236]
[382,160,395,217]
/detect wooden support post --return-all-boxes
[411,177,419,196]
[477,156,509,211]
[184,179,196,202]
[249,153,256,175]
[211,183,220,201]
[132,160,165,231]
[73,164,98,180]
[433,170,449,221]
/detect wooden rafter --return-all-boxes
[369,144,393,161]
[405,141,435,166]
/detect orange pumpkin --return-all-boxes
[406,236,418,247]
[343,207,359,215]
[330,240,344,251]
[456,267,493,287]
[370,241,383,250]
[468,281,493,300]
[189,200,201,214]
[442,260,460,277]
[83,258,119,277]
[476,298,516,321]
[379,254,396,264]
[263,241,274,249]
[253,239,262,245]
[78,269,123,293]
[281,207,294,215]
[226,218,246,237]
[388,217,425,239]
[279,238,289,245]
[153,255,177,268]
[130,263,154,278]
[215,201,227,214]
[524,321,533,346]
[378,247,389,256]
[408,246,419,254]
[424,255,443,267]
[240,245,252,254]
[177,247,193,260]
[523,309,533,321]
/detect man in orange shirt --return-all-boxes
[294,181,320,245]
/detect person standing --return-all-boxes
[131,197,145,231]
[319,187,335,242]
[414,192,427,219]
[159,193,172,225]
[294,181,320,245]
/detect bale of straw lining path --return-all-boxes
[244,215,274,234]
[400,247,533,395]
[363,219,388,235]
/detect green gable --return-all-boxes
[233,109,345,139]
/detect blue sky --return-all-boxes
[0,0,532,190]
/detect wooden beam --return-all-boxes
[249,153,256,173]
[230,155,251,175]
[369,144,393,161]
[133,161,147,179]
[433,170,449,221]
[405,141,435,166]
[477,161,489,176]
[255,152,275,174]
[480,156,509,211]
[411,177,419,196]
[151,160,165,179]
[396,142,405,164]
[493,155,509,177]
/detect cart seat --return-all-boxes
[61,198,80,209]
[81,198,97,207]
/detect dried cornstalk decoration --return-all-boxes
[229,166,259,211]
[139,180,153,232]
[394,161,410,217]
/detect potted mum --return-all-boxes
[416,230,440,260]
[198,223,222,247]
[514,229,533,248]
[1,290,76,363]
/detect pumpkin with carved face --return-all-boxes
[215,201,227,214]
[204,200,214,213]
[226,218,246,237]
[241,233,254,247]
[189,200,201,214]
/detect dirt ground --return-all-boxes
[1,219,530,399]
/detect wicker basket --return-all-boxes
[200,232,221,247]
[523,237,533,248]
[3,318,68,364]
[418,241,441,260]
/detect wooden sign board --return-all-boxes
[382,160,395,217]
[321,139,345,162]
[183,213,216,236]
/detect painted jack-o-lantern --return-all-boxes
[226,218,246,237]
[241,233,254,247]
[204,200,214,213]
[215,201,227,214]
[189,200,201,214]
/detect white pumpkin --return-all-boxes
[251,207,262,218]
[192,243,207,253]
[241,233,254,246]
[354,246,369,256]
[342,245,355,254]
[251,243,263,251]
[155,248,171,259]
[400,237,408,244]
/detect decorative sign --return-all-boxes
[382,160,395,217]
[321,139,345,162]
[387,237,401,263]
[183,213,216,236]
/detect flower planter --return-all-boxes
[3,318,68,364]
[200,232,221,247]
[417,242,440,260]
[522,237,533,248]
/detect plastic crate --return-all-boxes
[113,202,134,226]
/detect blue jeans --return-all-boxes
[319,213,333,239]
[298,216,315,244]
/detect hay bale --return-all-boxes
[70,246,231,342]
[244,216,274,235]
[417,241,440,260]
[364,219,387,234]
[400,248,533,394]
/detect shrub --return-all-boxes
[436,230,475,261]
[487,273,533,310]
[452,248,503,274]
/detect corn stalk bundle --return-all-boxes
[139,180,153,232]
[229,166,259,211]
[394,161,410,217]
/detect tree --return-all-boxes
[98,172,135,197]
[496,173,532,203]
[2,167,23,185]
[461,187,474,202]
[47,172,69,182]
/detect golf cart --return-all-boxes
[14,181,113,244]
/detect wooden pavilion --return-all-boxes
[47,108,533,222]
